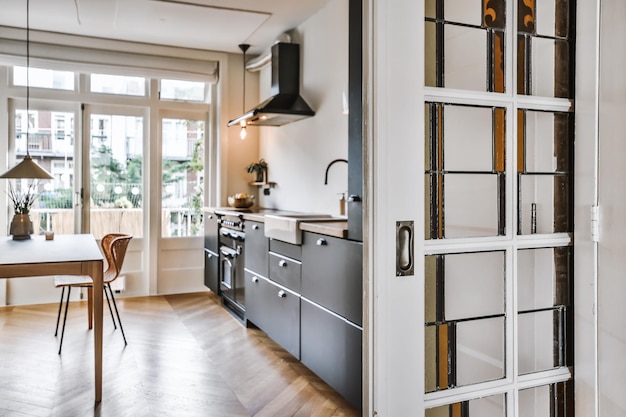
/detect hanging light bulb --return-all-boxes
[238,43,250,140]
[239,121,247,140]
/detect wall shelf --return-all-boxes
[250,181,276,188]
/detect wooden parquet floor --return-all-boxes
[0,292,361,417]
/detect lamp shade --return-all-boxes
[0,155,53,179]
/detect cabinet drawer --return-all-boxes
[302,232,363,325]
[245,221,268,276]
[300,298,362,409]
[269,252,302,293]
[269,239,302,260]
[245,271,300,359]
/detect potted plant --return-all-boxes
[6,182,38,240]
[246,159,268,183]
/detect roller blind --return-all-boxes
[0,38,219,83]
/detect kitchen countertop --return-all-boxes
[203,206,348,239]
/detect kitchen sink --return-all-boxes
[264,213,346,244]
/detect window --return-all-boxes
[13,66,75,90]
[160,79,206,102]
[90,73,146,96]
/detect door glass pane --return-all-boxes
[519,381,572,417]
[425,0,506,91]
[90,114,144,239]
[14,109,75,234]
[426,393,506,417]
[161,118,205,237]
[518,309,564,374]
[425,103,506,239]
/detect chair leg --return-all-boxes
[54,287,65,337]
[104,285,117,329]
[106,284,127,345]
[58,287,71,355]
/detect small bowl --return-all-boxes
[228,195,255,208]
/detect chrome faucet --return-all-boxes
[324,158,348,185]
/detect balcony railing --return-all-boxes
[31,207,202,239]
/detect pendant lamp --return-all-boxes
[0,0,53,180]
[238,44,250,140]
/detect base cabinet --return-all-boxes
[204,249,219,293]
[245,270,300,359]
[300,297,362,409]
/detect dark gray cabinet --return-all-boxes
[300,298,362,409]
[245,221,268,277]
[204,249,219,293]
[302,232,363,326]
[268,252,302,293]
[245,270,300,359]
[204,211,218,253]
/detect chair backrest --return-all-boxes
[101,233,133,283]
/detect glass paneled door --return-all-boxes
[86,107,145,240]
[9,100,78,236]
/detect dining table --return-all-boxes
[0,233,105,403]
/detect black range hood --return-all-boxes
[227,42,315,127]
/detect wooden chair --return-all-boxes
[54,233,132,354]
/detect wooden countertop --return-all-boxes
[203,207,349,239]
[299,221,348,239]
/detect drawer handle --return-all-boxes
[277,290,287,298]
[252,276,259,283]
[279,259,288,268]
[316,238,327,246]
[252,224,259,230]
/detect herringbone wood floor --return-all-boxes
[0,292,361,417]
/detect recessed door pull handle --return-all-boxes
[277,290,286,298]
[396,220,414,276]
[279,260,287,268]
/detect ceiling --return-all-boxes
[0,0,333,55]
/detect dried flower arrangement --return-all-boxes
[6,181,39,215]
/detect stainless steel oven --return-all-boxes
[216,211,246,320]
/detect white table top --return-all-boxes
[0,234,103,265]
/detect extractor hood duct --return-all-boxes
[227,42,315,127]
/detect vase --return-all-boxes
[255,170,265,183]
[10,213,34,240]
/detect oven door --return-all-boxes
[220,245,238,293]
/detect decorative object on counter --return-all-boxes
[246,159,268,183]
[5,182,38,240]
[228,193,255,208]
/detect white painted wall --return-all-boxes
[255,0,349,216]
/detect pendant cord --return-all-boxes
[242,48,246,113]
[26,0,30,157]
